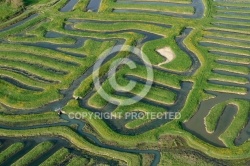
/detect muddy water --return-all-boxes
[203,35,250,45]
[176,28,200,76]
[0,137,116,166]
[99,81,192,135]
[0,65,58,84]
[216,6,250,11]
[61,114,162,166]
[86,0,102,12]
[215,17,250,23]
[0,75,43,92]
[0,14,202,166]
[214,105,238,136]
[1,139,37,166]
[185,10,250,146]
[60,0,79,12]
[0,34,160,165]
[68,24,198,135]
[207,29,250,37]
[200,41,250,51]
[183,94,235,147]
[0,14,38,33]
[65,22,164,45]
[195,3,250,146]
[19,40,87,58]
[212,22,250,29]
[0,115,161,165]
[184,53,250,146]
[235,118,250,146]
[0,18,206,166]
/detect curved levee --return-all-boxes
[113,0,205,18]
[184,0,250,147]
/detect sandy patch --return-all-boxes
[156,47,175,66]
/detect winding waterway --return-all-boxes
[0,1,218,164]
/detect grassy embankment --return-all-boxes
[67,156,91,166]
[1,0,250,164]
[0,142,24,164]
[0,112,62,126]
[40,148,70,166]
[0,127,141,166]
[12,141,54,166]
[63,0,250,161]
